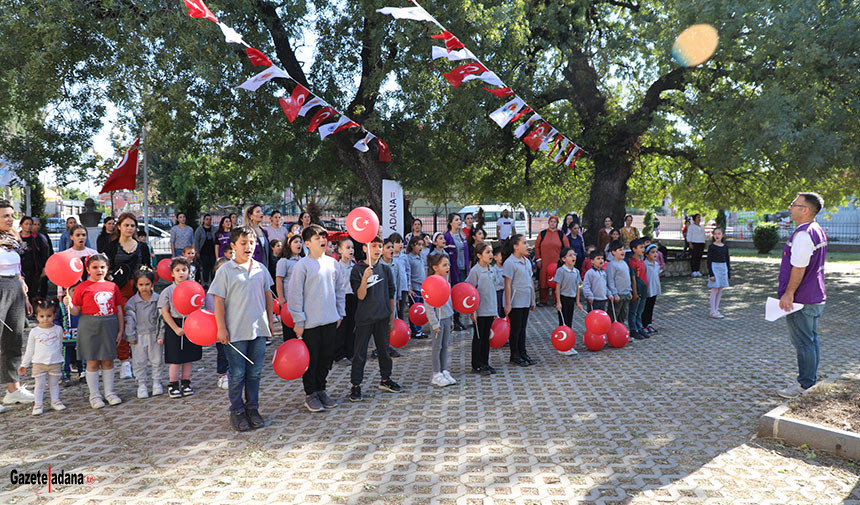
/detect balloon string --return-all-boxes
[609,299,617,321]
[229,343,255,365]
[556,307,567,328]
[0,318,13,333]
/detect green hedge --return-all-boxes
[753,222,780,254]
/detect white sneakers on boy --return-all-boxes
[3,386,35,404]
[777,383,807,399]
[560,348,579,356]
[152,382,164,396]
[217,374,229,390]
[137,383,149,399]
[120,361,134,379]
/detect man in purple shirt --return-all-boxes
[777,192,827,399]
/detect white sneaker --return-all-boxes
[51,401,66,411]
[217,374,229,390]
[105,393,122,406]
[3,386,35,404]
[561,348,579,356]
[90,396,105,409]
[709,312,720,318]
[137,384,149,399]
[442,370,456,385]
[32,404,44,416]
[777,383,807,399]
[431,373,447,387]
[0,403,5,413]
[152,382,164,396]
[120,361,133,379]
[714,312,725,319]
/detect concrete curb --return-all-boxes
[758,377,860,460]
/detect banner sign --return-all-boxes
[381,179,404,238]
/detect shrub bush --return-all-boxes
[753,222,780,254]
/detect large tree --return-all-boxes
[1,0,857,242]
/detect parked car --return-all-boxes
[458,205,529,239]
[137,223,171,255]
[45,217,65,234]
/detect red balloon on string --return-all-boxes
[346,207,380,244]
[551,325,576,351]
[490,317,510,348]
[272,339,309,380]
[184,309,217,346]
[583,331,607,351]
[409,303,428,326]
[280,302,295,328]
[607,322,629,348]
[272,297,281,316]
[45,250,84,288]
[157,258,173,282]
[173,280,206,315]
[389,319,410,348]
[546,262,558,289]
[421,275,451,308]
[585,310,611,335]
[451,282,479,314]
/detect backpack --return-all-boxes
[539,229,565,245]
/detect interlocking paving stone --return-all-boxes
[1,257,859,504]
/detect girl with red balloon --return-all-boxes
[464,242,498,375]
[424,254,456,386]
[123,269,164,399]
[405,236,427,339]
[503,235,537,366]
[442,214,470,331]
[553,248,585,356]
[157,257,203,399]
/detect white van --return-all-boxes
[458,205,529,239]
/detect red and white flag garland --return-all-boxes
[181,0,392,162]
[377,1,585,168]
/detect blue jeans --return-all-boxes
[785,303,824,389]
[628,296,645,334]
[224,336,266,414]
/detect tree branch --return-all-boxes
[252,0,309,88]
[596,0,640,12]
[624,66,689,139]
[560,48,607,130]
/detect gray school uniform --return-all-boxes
[553,265,581,298]
[208,259,274,341]
[424,285,454,374]
[503,254,534,308]
[276,256,301,303]
[491,265,505,292]
[424,295,454,331]
[606,260,632,297]
[394,253,410,294]
[408,253,426,291]
[381,258,401,302]
[582,268,608,301]
[157,284,184,319]
[645,259,662,297]
[338,259,355,295]
[286,255,346,330]
[124,292,161,342]
[464,264,498,317]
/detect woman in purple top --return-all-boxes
[243,204,270,265]
[443,213,470,331]
[215,216,233,258]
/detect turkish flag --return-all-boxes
[553,138,570,163]
[377,138,391,162]
[523,121,551,151]
[279,84,310,123]
[565,145,583,168]
[510,106,533,124]
[442,62,489,88]
[431,31,466,51]
[354,133,374,152]
[184,0,218,23]
[546,134,563,157]
[483,86,514,97]
[246,47,273,67]
[307,106,336,132]
[100,139,140,194]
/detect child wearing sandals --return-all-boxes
[19,299,66,415]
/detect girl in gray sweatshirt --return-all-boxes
[464,243,498,374]
[424,254,455,387]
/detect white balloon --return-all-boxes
[69,257,83,273]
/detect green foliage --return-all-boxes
[27,178,46,223]
[175,189,200,230]
[715,209,727,231]
[753,222,780,254]
[55,186,89,202]
[642,210,654,238]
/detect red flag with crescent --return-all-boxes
[279,84,310,123]
[307,106,336,132]
[100,139,140,194]
[483,86,514,98]
[184,0,218,23]
[442,62,489,88]
[522,121,551,151]
[246,47,273,67]
[430,31,466,52]
[377,138,392,162]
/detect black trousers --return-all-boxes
[508,307,530,360]
[334,294,357,360]
[472,316,493,370]
[557,295,577,327]
[642,296,657,327]
[281,321,297,342]
[301,322,337,395]
[200,253,216,286]
[690,243,705,273]
[351,318,392,386]
[588,299,607,314]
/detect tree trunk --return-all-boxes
[581,151,633,247]
[331,134,385,217]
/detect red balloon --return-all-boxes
[607,322,629,348]
[490,317,510,348]
[280,302,295,328]
[451,282,480,314]
[585,310,611,335]
[173,280,206,315]
[184,309,217,346]
[272,339,309,380]
[421,275,451,308]
[45,250,84,288]
[157,258,173,282]
[346,207,380,244]
[546,262,558,289]
[551,325,576,351]
[409,303,428,326]
[583,331,607,351]
[272,298,281,316]
[389,319,410,348]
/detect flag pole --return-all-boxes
[141,126,151,258]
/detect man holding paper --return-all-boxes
[776,192,828,399]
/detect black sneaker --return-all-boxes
[632,332,646,340]
[180,379,194,396]
[304,394,324,412]
[168,381,182,398]
[61,377,72,387]
[245,408,265,429]
[231,411,252,432]
[412,332,429,339]
[318,391,338,409]
[379,379,402,393]
[522,354,535,365]
[510,357,527,366]
[641,331,651,339]
[485,366,497,375]
[479,367,493,376]
[349,385,362,402]
[388,347,402,358]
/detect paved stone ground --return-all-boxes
[2,257,860,504]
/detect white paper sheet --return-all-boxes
[765,297,803,321]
